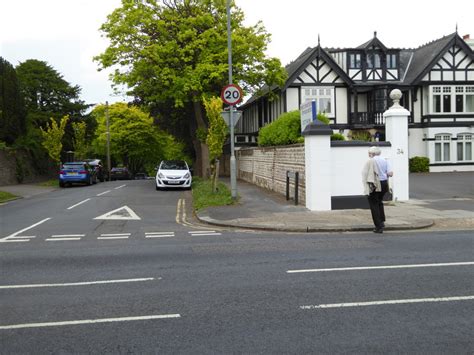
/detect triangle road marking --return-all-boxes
[94,206,141,220]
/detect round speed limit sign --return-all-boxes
[221,84,243,106]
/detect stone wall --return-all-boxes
[236,144,306,203]
[0,149,53,185]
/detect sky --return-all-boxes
[1,0,473,106]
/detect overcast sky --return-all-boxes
[1,0,473,106]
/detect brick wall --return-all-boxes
[236,144,306,203]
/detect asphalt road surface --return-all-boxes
[1,180,473,354]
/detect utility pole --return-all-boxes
[226,0,237,199]
[105,101,111,181]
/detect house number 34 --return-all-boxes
[397,148,404,155]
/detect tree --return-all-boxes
[0,57,27,144]
[72,121,88,160]
[94,0,287,177]
[90,102,188,175]
[204,96,227,192]
[40,116,69,164]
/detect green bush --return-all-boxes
[350,130,372,141]
[409,156,430,172]
[258,110,301,146]
[331,133,345,141]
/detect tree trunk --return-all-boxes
[192,97,210,178]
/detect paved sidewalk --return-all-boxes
[196,178,474,233]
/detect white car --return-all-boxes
[155,160,192,190]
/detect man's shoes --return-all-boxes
[373,228,383,234]
[381,222,385,228]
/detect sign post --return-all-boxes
[300,100,317,132]
[224,0,241,200]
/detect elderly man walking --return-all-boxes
[362,146,393,233]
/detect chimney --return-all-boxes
[463,34,470,40]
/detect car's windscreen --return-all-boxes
[161,161,187,170]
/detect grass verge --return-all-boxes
[0,191,18,203]
[37,179,59,187]
[192,177,235,211]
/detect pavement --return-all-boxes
[1,173,473,233]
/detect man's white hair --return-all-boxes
[368,146,381,155]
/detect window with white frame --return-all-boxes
[430,85,474,114]
[457,133,472,161]
[434,134,451,162]
[301,87,335,117]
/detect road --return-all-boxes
[1,180,473,353]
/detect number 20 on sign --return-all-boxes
[221,84,243,106]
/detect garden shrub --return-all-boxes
[409,156,430,172]
[258,110,301,146]
[330,133,345,141]
[350,130,372,141]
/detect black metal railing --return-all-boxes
[350,112,414,125]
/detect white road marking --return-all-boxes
[97,190,111,196]
[287,261,474,274]
[0,239,30,243]
[0,218,51,242]
[146,234,174,238]
[300,295,474,310]
[100,233,131,237]
[94,206,141,220]
[98,236,129,240]
[114,184,126,189]
[67,198,91,210]
[51,234,85,238]
[46,238,82,241]
[0,314,180,330]
[189,231,222,236]
[12,236,35,239]
[0,277,157,289]
[176,199,183,224]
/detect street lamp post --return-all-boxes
[105,101,111,182]
[226,0,237,199]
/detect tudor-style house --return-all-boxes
[237,32,474,172]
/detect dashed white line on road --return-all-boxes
[145,232,174,238]
[114,184,126,189]
[98,236,129,240]
[100,233,131,237]
[300,295,474,310]
[46,234,84,241]
[96,190,111,196]
[67,198,91,210]
[0,277,158,289]
[287,261,474,274]
[0,313,180,330]
[189,231,222,236]
[0,218,51,242]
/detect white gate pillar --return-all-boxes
[384,89,410,201]
[303,121,332,211]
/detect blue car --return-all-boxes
[59,162,97,187]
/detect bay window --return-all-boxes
[457,133,472,161]
[431,85,474,113]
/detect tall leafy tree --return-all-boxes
[0,57,26,144]
[95,0,287,176]
[204,96,227,191]
[72,121,88,160]
[91,102,189,175]
[40,116,70,164]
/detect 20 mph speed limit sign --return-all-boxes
[221,84,243,105]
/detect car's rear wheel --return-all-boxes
[59,181,65,188]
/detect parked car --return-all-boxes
[59,162,97,187]
[84,159,106,182]
[134,172,147,180]
[110,166,130,180]
[155,160,192,190]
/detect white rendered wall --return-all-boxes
[335,88,348,124]
[305,135,332,210]
[330,146,392,197]
[286,88,299,111]
[408,128,426,158]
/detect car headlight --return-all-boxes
[183,172,190,179]
[158,173,165,179]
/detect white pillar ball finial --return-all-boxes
[389,89,403,108]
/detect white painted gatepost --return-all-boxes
[303,89,410,211]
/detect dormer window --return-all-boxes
[386,54,397,69]
[366,53,381,69]
[349,54,361,69]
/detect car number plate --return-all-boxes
[68,172,78,175]
[168,180,179,184]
